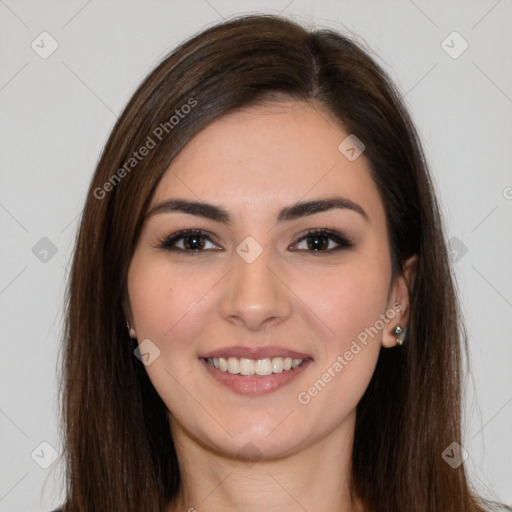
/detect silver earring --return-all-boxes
[127,321,137,339]
[392,325,407,345]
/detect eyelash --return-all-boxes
[157,228,353,255]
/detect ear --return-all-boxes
[122,285,137,338]
[382,255,418,348]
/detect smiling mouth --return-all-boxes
[204,356,306,376]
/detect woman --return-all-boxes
[55,14,508,512]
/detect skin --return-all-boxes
[126,99,416,512]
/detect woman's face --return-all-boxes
[127,99,411,460]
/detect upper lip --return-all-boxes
[199,345,312,360]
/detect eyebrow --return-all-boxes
[146,196,369,223]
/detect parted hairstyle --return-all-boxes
[58,13,500,512]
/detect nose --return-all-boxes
[219,243,292,331]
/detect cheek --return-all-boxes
[293,263,390,425]
[127,254,209,347]
[296,258,391,351]
[127,257,214,409]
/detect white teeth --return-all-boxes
[207,356,304,375]
[256,358,273,376]
[227,357,240,374]
[271,357,283,373]
[239,358,256,375]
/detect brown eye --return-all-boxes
[180,233,206,250]
[159,230,220,252]
[291,229,352,253]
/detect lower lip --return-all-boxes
[199,358,312,395]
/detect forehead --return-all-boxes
[150,100,384,224]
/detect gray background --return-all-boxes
[1,0,511,510]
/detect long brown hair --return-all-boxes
[59,14,498,511]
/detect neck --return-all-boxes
[166,411,363,512]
